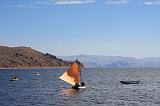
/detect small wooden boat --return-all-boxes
[10,76,19,81]
[120,80,140,84]
[36,72,40,76]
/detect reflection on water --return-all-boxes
[60,88,86,96]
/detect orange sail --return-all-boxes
[59,62,80,86]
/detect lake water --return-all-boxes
[1,68,160,106]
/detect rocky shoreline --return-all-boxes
[0,46,72,68]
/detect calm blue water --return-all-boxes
[1,68,160,106]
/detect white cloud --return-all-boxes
[35,1,53,5]
[144,0,160,5]
[2,5,25,8]
[105,0,128,4]
[2,5,38,8]
[52,0,95,5]
[2,0,160,8]
[0,0,95,8]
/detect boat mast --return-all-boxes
[80,65,82,82]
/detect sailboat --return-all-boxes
[59,60,86,89]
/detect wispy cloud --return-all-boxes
[0,0,96,8]
[105,0,128,5]
[2,5,25,8]
[35,1,54,5]
[1,5,39,8]
[52,0,96,5]
[0,0,51,8]
[144,0,160,5]
[2,0,160,8]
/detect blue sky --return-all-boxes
[0,0,160,58]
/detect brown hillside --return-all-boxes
[0,46,71,68]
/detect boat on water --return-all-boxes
[10,76,20,81]
[36,72,40,76]
[59,60,86,89]
[120,80,140,84]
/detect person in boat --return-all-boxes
[72,82,86,89]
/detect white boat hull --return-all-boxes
[78,86,86,89]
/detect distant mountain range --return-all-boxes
[0,46,71,68]
[59,55,160,68]
[1,45,160,68]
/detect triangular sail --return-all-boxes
[59,62,80,86]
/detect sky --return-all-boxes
[0,0,160,58]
